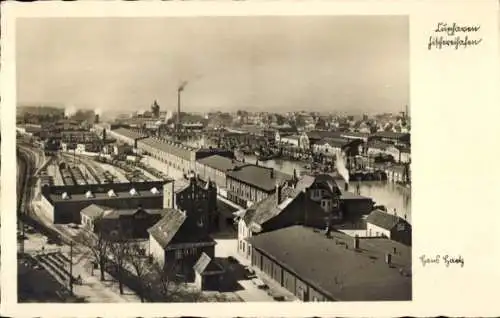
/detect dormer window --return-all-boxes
[150,187,159,194]
[107,189,116,197]
[85,191,93,198]
[129,188,138,196]
[61,192,70,200]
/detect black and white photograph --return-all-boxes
[14,15,412,303]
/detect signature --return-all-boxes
[419,254,464,268]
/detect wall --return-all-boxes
[149,233,166,268]
[366,223,391,238]
[251,246,333,302]
[39,193,55,223]
[52,196,163,224]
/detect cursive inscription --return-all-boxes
[428,22,482,50]
[419,254,465,268]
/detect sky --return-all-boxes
[17,16,409,115]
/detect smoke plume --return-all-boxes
[64,105,76,118]
[335,150,350,184]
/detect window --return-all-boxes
[175,249,183,260]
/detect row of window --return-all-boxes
[174,247,198,260]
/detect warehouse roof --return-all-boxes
[249,226,411,301]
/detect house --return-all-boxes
[148,207,217,282]
[366,209,411,246]
[163,177,219,234]
[80,204,165,239]
[248,226,411,301]
[385,164,409,183]
[237,183,328,260]
[193,252,225,291]
[312,138,351,157]
[226,164,293,208]
[366,140,391,157]
[302,130,342,149]
[238,173,355,261]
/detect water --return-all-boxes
[244,154,412,224]
[188,136,412,223]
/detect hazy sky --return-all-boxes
[17,16,409,114]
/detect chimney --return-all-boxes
[353,235,359,249]
[270,169,275,179]
[385,253,392,265]
[344,182,348,192]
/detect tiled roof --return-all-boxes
[249,226,411,301]
[366,209,408,231]
[295,174,342,197]
[197,155,246,172]
[227,165,292,192]
[111,127,148,141]
[147,208,187,249]
[340,132,370,139]
[243,186,297,227]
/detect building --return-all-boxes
[108,127,148,149]
[248,226,411,301]
[193,252,226,291]
[279,135,301,148]
[39,181,166,224]
[366,140,392,157]
[226,164,293,208]
[312,138,351,157]
[163,177,219,233]
[137,136,234,175]
[385,164,410,183]
[195,155,247,193]
[366,209,412,246]
[147,207,217,282]
[237,183,328,260]
[369,131,410,146]
[80,204,165,239]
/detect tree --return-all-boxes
[126,241,150,302]
[108,230,130,295]
[74,219,110,281]
[149,260,203,302]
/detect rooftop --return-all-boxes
[249,226,411,301]
[80,204,168,219]
[227,165,292,192]
[147,208,187,249]
[111,127,148,141]
[197,155,247,172]
[138,137,193,161]
[366,209,410,231]
[371,131,410,140]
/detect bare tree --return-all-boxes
[126,241,150,302]
[74,217,109,281]
[108,229,130,295]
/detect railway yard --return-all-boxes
[41,153,163,187]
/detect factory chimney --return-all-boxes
[353,235,359,249]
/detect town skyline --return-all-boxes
[17,16,409,115]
